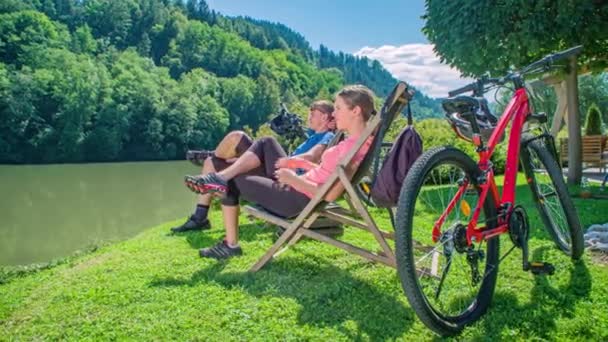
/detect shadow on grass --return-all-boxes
[150,255,415,340]
[473,246,592,340]
[170,223,275,250]
[497,184,585,243]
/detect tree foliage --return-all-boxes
[0,0,443,164]
[493,73,608,129]
[423,1,608,77]
[0,10,70,66]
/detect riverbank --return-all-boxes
[2,196,608,340]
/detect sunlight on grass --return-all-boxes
[1,175,607,340]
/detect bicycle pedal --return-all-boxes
[528,261,555,276]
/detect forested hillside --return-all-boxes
[195,7,442,118]
[0,0,442,164]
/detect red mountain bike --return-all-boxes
[395,46,585,336]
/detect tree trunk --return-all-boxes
[566,58,582,185]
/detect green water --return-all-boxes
[0,161,200,266]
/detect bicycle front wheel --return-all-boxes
[395,146,499,336]
[521,134,584,259]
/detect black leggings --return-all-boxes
[211,137,310,218]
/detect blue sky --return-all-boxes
[206,0,472,98]
[206,0,428,53]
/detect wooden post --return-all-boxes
[550,81,568,137]
[565,57,582,185]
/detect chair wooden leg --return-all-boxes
[249,223,300,272]
[285,214,318,249]
[339,170,395,261]
[249,207,319,272]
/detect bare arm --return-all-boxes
[276,163,357,202]
[275,142,328,171]
[321,163,358,202]
[275,156,319,171]
[295,143,326,163]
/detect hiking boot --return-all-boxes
[184,173,228,195]
[199,240,242,260]
[186,150,215,166]
[170,216,211,233]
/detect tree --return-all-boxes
[28,48,111,162]
[83,107,126,162]
[0,64,37,163]
[218,75,256,129]
[83,0,137,49]
[578,73,608,126]
[151,9,186,64]
[71,24,97,54]
[186,0,212,23]
[0,0,33,14]
[584,103,603,136]
[0,11,70,66]
[423,0,608,184]
[0,0,448,164]
[423,1,608,77]
[250,75,280,131]
[164,68,228,154]
[108,49,173,160]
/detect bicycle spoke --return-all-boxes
[406,157,496,318]
[522,137,583,258]
[527,149,572,245]
[414,235,453,266]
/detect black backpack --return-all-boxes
[369,105,423,208]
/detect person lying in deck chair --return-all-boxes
[182,85,375,260]
[171,100,336,233]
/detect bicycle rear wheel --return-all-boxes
[520,134,584,259]
[395,146,499,336]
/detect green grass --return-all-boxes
[1,177,607,341]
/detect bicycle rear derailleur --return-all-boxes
[441,224,484,286]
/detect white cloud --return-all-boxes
[354,44,473,98]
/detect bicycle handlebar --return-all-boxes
[448,76,502,97]
[447,45,583,97]
[447,82,479,98]
[520,45,583,74]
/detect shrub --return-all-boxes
[415,118,507,174]
[584,103,603,136]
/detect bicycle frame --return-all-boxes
[432,87,531,245]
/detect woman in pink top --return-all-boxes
[188,85,376,260]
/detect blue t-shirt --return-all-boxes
[291,129,334,175]
[291,129,334,156]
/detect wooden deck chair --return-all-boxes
[245,82,416,272]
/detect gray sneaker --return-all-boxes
[199,240,242,260]
[170,216,211,233]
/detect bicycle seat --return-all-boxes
[442,96,498,124]
[442,96,501,142]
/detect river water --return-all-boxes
[0,161,200,266]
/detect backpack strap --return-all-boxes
[406,101,413,126]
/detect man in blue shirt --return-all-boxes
[173,100,335,233]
